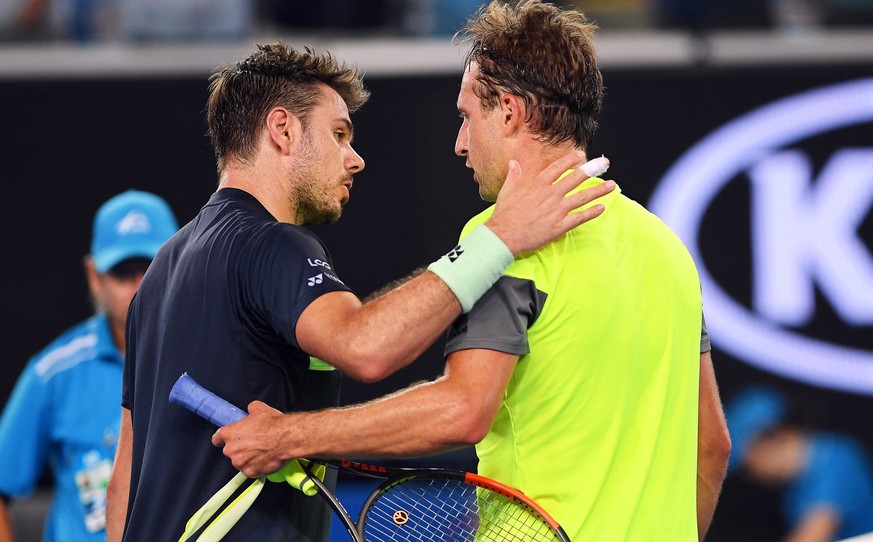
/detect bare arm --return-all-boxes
[298,151,614,382]
[296,273,457,382]
[783,508,841,542]
[213,349,517,478]
[697,351,731,541]
[106,408,133,542]
[0,498,13,542]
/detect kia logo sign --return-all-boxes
[650,78,873,394]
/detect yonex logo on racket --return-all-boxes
[392,510,409,525]
[650,77,873,395]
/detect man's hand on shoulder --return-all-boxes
[487,151,614,255]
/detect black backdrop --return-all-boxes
[2,61,871,539]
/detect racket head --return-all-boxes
[357,470,571,541]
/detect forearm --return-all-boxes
[106,473,129,542]
[219,380,472,478]
[329,272,461,381]
[289,350,512,460]
[783,509,840,542]
[215,351,513,479]
[298,379,480,459]
[106,409,132,542]
[696,471,722,541]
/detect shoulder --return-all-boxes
[237,224,347,296]
[29,316,104,383]
[265,222,329,247]
[242,223,334,269]
[193,193,334,266]
[459,206,495,241]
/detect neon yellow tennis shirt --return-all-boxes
[445,176,702,541]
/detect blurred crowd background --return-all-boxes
[1,0,873,43]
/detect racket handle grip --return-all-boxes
[169,373,247,426]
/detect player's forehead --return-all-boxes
[312,83,352,124]
[456,63,481,110]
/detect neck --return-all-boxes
[218,160,299,224]
[513,140,585,176]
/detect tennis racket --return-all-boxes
[170,373,571,542]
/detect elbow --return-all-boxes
[701,426,732,476]
[347,363,391,384]
[337,336,415,383]
[718,430,733,469]
[714,426,732,464]
[443,398,493,446]
[459,422,490,446]
[337,342,396,383]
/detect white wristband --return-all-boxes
[427,224,513,313]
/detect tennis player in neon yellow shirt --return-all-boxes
[212,1,731,540]
[426,4,728,536]
[449,173,705,539]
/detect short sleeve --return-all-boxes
[445,276,547,357]
[242,225,351,348]
[0,361,51,497]
[701,313,711,354]
[121,298,138,411]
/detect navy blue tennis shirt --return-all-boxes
[122,189,350,541]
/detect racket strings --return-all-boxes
[361,477,563,541]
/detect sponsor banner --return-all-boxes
[650,78,873,394]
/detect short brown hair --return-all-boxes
[458,0,603,150]
[207,42,370,172]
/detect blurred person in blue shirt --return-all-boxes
[726,385,873,542]
[0,191,177,541]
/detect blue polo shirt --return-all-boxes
[784,433,873,539]
[0,313,122,542]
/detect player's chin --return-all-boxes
[478,184,498,202]
[324,208,343,224]
[308,204,343,225]
[331,200,346,221]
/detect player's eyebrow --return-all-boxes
[337,117,354,142]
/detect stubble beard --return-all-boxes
[289,133,343,225]
[476,170,501,203]
[292,178,342,225]
[478,182,498,203]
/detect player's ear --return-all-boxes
[266,107,302,154]
[499,93,525,136]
